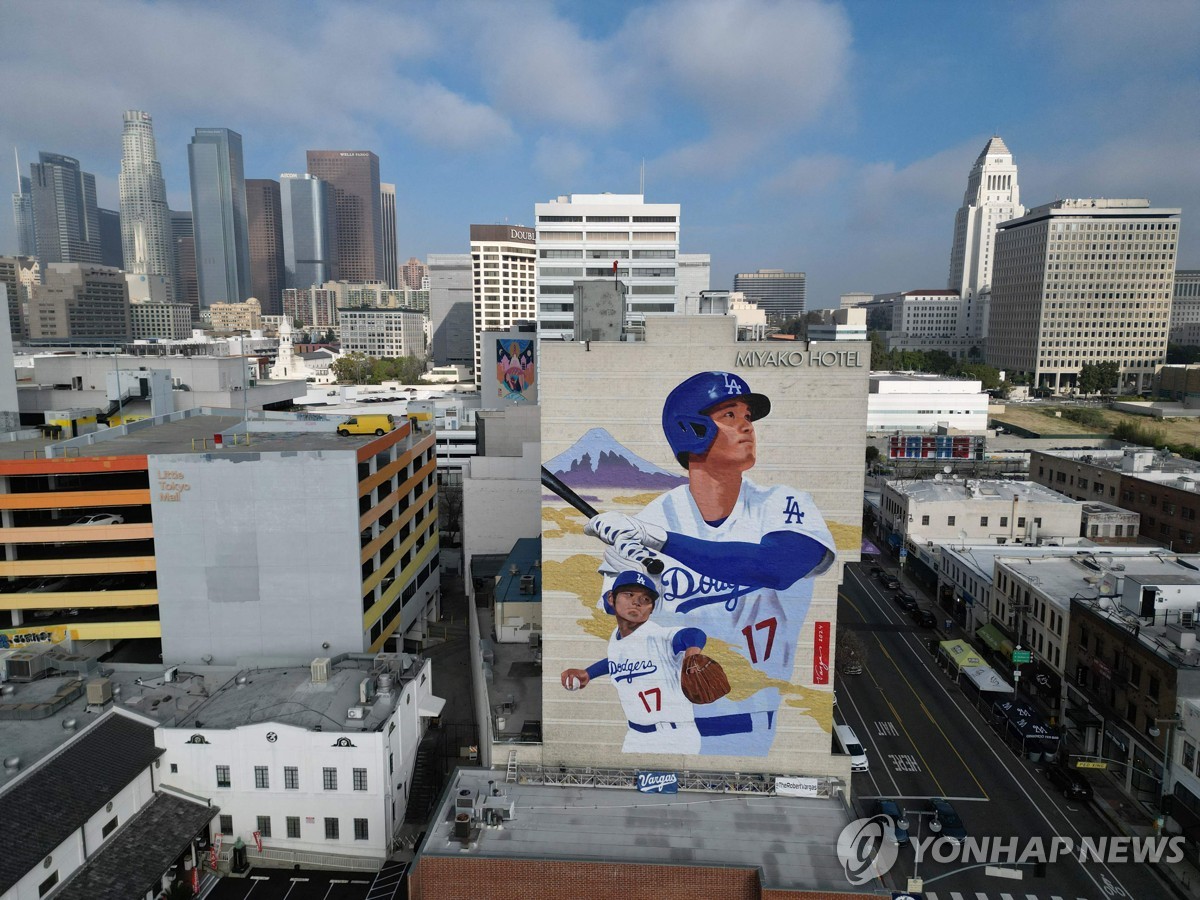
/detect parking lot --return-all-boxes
[207,866,402,900]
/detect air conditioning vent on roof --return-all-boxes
[311,657,331,683]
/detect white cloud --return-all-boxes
[623,0,852,131]
[764,154,852,195]
[533,136,592,187]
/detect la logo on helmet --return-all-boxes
[723,375,744,396]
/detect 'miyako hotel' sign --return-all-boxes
[735,347,865,368]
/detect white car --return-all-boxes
[70,513,125,526]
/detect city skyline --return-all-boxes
[0,0,1196,305]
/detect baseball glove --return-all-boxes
[681,653,731,705]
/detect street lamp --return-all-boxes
[1149,714,1183,832]
[896,807,943,893]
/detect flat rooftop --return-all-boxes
[0,652,429,784]
[999,552,1200,613]
[174,652,428,732]
[889,478,1077,505]
[421,768,852,891]
[480,606,542,744]
[0,411,402,461]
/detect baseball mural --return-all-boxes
[540,318,869,775]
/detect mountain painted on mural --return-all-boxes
[546,428,687,490]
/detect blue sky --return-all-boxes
[2,0,1197,306]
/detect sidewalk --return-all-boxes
[875,557,1200,898]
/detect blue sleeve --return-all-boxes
[672,627,706,655]
[662,530,828,590]
[585,659,608,680]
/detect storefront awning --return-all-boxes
[419,695,447,718]
[974,623,1006,652]
[939,639,986,671]
[962,665,1014,694]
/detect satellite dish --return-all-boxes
[943,465,952,475]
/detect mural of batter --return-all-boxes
[582,371,836,756]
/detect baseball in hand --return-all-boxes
[567,676,581,691]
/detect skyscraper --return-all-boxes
[97,208,123,269]
[305,151,384,284]
[29,152,101,265]
[119,110,176,299]
[279,173,337,289]
[733,269,806,324]
[381,182,398,289]
[169,210,197,315]
[11,150,36,257]
[987,199,1179,394]
[948,136,1023,300]
[188,128,250,306]
[400,257,428,290]
[246,179,284,315]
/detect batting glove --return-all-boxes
[585,512,667,551]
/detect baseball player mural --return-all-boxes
[560,569,730,753]
[556,371,836,757]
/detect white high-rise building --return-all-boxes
[987,199,1180,394]
[118,111,177,300]
[948,136,1024,301]
[534,193,680,338]
[470,224,537,388]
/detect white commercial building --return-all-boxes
[885,289,985,359]
[470,225,537,389]
[987,198,1179,394]
[339,307,425,358]
[676,252,711,303]
[159,653,443,867]
[867,373,989,433]
[1169,271,1200,346]
[947,136,1024,301]
[130,300,193,341]
[809,308,867,342]
[535,193,681,338]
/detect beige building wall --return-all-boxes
[540,316,868,777]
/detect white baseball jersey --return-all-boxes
[606,620,696,737]
[603,477,833,706]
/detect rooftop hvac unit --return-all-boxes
[359,676,376,705]
[347,706,366,720]
[519,575,536,595]
[311,657,331,683]
[3,648,51,682]
[455,788,477,814]
[86,678,113,706]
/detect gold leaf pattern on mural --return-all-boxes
[541,505,588,539]
[611,491,666,508]
[544,553,833,733]
[829,522,863,552]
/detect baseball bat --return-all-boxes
[540,466,665,576]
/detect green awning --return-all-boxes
[975,623,1006,652]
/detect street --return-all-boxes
[837,560,1171,900]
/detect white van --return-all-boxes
[835,724,869,772]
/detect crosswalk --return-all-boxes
[923,893,1091,900]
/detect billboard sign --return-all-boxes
[541,321,868,774]
[636,771,679,793]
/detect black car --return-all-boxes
[910,607,937,628]
[1044,761,1093,800]
[882,577,901,591]
[870,565,884,577]
[930,798,967,844]
[893,591,918,612]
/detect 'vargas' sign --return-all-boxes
[636,770,678,793]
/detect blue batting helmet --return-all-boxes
[603,570,660,614]
[662,371,771,468]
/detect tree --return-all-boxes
[836,626,867,674]
[439,483,463,547]
[330,352,374,385]
[865,445,880,465]
[1078,362,1120,395]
